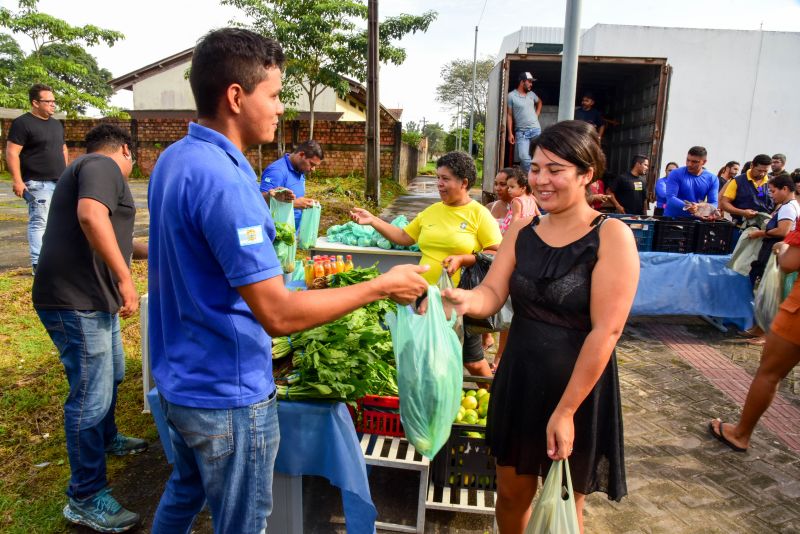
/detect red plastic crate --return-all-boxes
[350,395,404,437]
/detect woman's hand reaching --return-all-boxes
[350,207,376,226]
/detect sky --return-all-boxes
[3,0,800,127]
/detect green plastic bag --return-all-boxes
[269,197,297,273]
[386,286,463,459]
[526,460,580,534]
[784,272,799,300]
[297,201,321,249]
[754,254,785,331]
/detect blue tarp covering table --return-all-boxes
[632,252,754,329]
[275,400,377,534]
[148,390,376,534]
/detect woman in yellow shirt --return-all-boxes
[350,151,502,377]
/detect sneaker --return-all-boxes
[105,433,148,456]
[63,487,139,533]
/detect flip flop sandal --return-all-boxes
[708,419,747,453]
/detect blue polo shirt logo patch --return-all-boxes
[238,226,264,246]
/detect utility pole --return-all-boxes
[456,94,462,151]
[467,25,478,157]
[365,0,380,202]
[558,0,582,121]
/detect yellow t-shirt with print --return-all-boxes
[404,200,502,285]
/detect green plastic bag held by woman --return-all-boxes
[386,286,462,458]
[526,460,580,534]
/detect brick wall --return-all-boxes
[1,118,400,179]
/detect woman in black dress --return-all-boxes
[443,121,639,533]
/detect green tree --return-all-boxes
[422,122,446,156]
[445,122,484,159]
[0,0,124,117]
[224,0,436,138]
[436,57,495,128]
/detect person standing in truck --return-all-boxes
[506,72,542,173]
[574,92,606,140]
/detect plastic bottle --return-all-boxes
[304,260,314,288]
[313,259,325,279]
[323,258,332,276]
[345,255,354,272]
[336,255,345,273]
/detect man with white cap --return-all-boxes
[506,71,542,172]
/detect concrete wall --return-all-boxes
[133,60,196,111]
[578,25,800,172]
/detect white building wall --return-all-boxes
[578,25,800,172]
[133,61,196,110]
[131,61,341,114]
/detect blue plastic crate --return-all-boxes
[606,215,654,251]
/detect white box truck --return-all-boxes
[483,53,671,203]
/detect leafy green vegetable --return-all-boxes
[272,266,399,402]
[274,222,295,246]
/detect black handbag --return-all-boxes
[458,253,505,333]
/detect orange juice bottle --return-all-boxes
[345,255,354,271]
[313,258,325,279]
[323,258,332,276]
[336,255,345,273]
[304,260,314,287]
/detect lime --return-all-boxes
[461,396,478,410]
[476,388,488,399]
[465,390,477,398]
[477,404,488,417]
[478,417,486,426]
[463,409,478,424]
[465,431,481,438]
[454,411,463,423]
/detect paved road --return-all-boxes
[0,180,149,271]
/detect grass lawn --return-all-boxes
[0,173,404,532]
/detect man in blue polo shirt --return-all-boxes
[148,29,427,534]
[260,140,322,228]
[664,146,719,218]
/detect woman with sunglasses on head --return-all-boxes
[442,121,639,533]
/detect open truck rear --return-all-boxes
[483,54,671,203]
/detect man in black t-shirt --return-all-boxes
[6,84,68,272]
[32,124,147,533]
[608,154,650,215]
[574,92,605,140]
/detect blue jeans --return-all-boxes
[152,393,280,534]
[36,309,124,499]
[515,127,542,172]
[25,180,56,267]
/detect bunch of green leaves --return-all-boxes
[273,222,295,246]
[274,266,398,402]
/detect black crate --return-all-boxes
[653,218,697,253]
[431,424,496,490]
[693,221,737,255]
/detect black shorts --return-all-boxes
[462,328,485,364]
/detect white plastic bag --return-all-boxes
[754,254,785,331]
[727,227,762,276]
[526,460,580,534]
